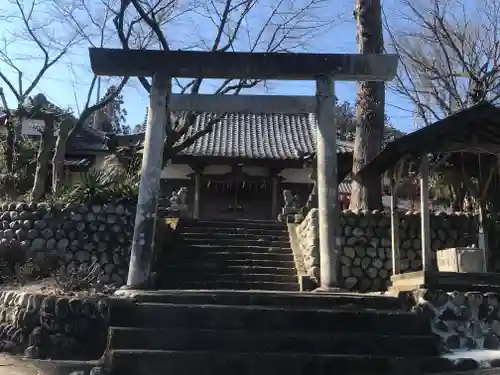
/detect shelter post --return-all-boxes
[478,204,488,267]
[419,154,432,272]
[271,174,280,219]
[315,75,341,290]
[193,172,201,220]
[390,171,400,275]
[127,73,171,288]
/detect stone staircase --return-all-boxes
[159,219,299,291]
[103,290,467,375]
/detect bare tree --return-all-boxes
[0,0,80,199]
[0,0,130,199]
[0,0,79,105]
[350,0,385,210]
[385,0,500,123]
[112,0,338,166]
[48,0,130,196]
[382,0,500,204]
[383,0,500,263]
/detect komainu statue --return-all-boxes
[167,187,188,213]
[282,190,300,214]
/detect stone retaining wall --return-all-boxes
[0,202,136,289]
[294,209,478,292]
[0,290,109,359]
[410,289,500,351]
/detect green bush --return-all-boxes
[59,156,139,204]
[53,261,100,293]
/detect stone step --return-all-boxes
[112,290,405,311]
[182,237,291,247]
[182,219,285,230]
[161,280,300,291]
[161,271,298,283]
[164,250,294,262]
[181,232,290,241]
[169,244,293,254]
[109,303,430,335]
[108,327,440,356]
[162,264,297,276]
[107,350,459,375]
[163,259,296,268]
[179,226,288,236]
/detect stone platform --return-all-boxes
[102,289,474,375]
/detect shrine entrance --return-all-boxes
[199,173,273,220]
[88,47,398,289]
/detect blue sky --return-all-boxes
[0,0,416,132]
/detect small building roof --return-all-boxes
[357,102,500,180]
[68,126,109,154]
[0,100,110,156]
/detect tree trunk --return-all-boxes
[5,119,16,199]
[31,117,55,202]
[350,0,385,210]
[52,120,73,196]
[14,115,22,173]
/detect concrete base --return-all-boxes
[114,287,152,298]
[431,368,500,375]
[437,247,486,273]
[389,270,500,294]
[313,286,349,293]
[299,275,318,292]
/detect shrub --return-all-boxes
[53,261,100,293]
[58,158,139,205]
[0,257,44,286]
[0,135,37,199]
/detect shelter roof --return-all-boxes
[357,102,500,180]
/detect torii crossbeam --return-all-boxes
[88,48,398,291]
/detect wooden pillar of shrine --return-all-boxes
[270,169,282,220]
[191,166,203,220]
[420,154,432,272]
[127,72,170,288]
[315,75,341,291]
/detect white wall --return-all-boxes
[203,165,231,175]
[279,168,313,184]
[160,164,193,179]
[94,155,107,170]
[0,119,43,136]
[160,164,316,184]
[242,166,268,176]
[20,119,43,135]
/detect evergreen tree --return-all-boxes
[96,86,131,134]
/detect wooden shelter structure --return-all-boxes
[356,102,500,291]
[88,47,398,291]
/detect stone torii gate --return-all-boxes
[88,48,398,291]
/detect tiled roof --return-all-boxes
[1,102,109,154]
[63,156,93,167]
[338,181,352,194]
[68,126,109,153]
[177,112,353,160]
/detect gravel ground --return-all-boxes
[0,354,97,375]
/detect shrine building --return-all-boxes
[115,111,354,220]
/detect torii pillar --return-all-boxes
[88,48,398,289]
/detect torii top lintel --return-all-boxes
[89,48,398,81]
